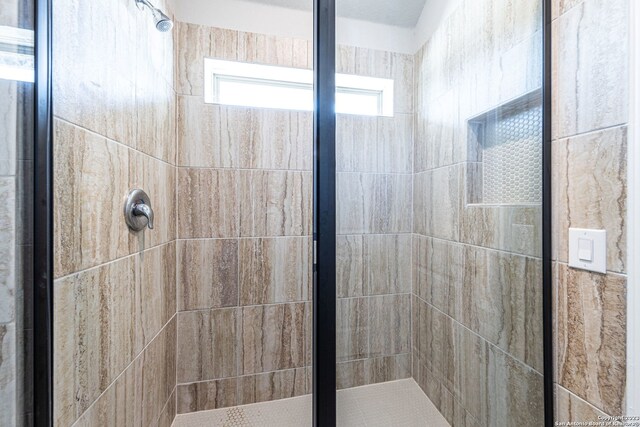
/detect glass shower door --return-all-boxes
[334,0,546,425]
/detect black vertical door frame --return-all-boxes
[312,0,337,425]
[33,0,54,424]
[542,0,554,425]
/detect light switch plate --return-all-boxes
[569,228,607,274]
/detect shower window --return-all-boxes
[0,25,34,82]
[204,58,394,116]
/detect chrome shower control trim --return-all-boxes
[124,189,154,231]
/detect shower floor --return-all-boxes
[172,378,450,427]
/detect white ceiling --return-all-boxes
[241,0,429,28]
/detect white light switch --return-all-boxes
[569,228,606,274]
[578,238,593,261]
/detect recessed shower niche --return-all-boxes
[467,90,543,205]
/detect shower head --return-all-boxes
[135,0,173,32]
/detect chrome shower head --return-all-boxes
[135,0,173,32]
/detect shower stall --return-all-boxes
[3,0,552,425]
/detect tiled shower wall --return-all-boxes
[552,0,628,421]
[52,0,178,425]
[173,22,414,415]
[411,0,545,425]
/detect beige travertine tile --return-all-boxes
[53,255,137,427]
[552,0,584,18]
[369,294,411,357]
[363,234,412,296]
[136,73,176,164]
[239,237,311,305]
[71,317,176,427]
[157,388,177,427]
[237,368,307,406]
[238,109,313,171]
[377,114,413,174]
[337,235,365,298]
[337,173,412,235]
[177,168,238,238]
[336,114,378,173]
[177,97,241,168]
[128,149,177,249]
[336,353,411,390]
[460,203,542,258]
[552,0,628,140]
[412,237,459,316]
[486,344,544,426]
[137,243,177,347]
[141,316,177,426]
[238,170,312,237]
[177,308,238,382]
[414,89,461,172]
[0,324,16,426]
[53,120,132,278]
[461,246,543,372]
[178,99,312,170]
[555,385,610,423]
[177,239,238,311]
[177,378,238,414]
[239,303,306,375]
[174,22,215,96]
[552,126,627,273]
[0,80,17,175]
[53,0,138,148]
[555,263,626,416]
[0,178,16,323]
[337,297,369,362]
[413,166,461,241]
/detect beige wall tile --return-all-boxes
[0,178,16,323]
[128,150,177,249]
[71,317,176,427]
[337,297,369,362]
[0,324,16,426]
[413,166,461,241]
[363,234,412,295]
[238,109,312,171]
[177,308,238,382]
[555,263,626,416]
[177,239,239,311]
[338,173,412,235]
[239,303,306,375]
[237,368,307,405]
[336,353,411,390]
[461,246,543,372]
[412,236,464,317]
[238,170,312,237]
[337,235,365,298]
[53,120,132,277]
[157,388,177,427]
[552,0,628,139]
[177,378,238,414]
[239,237,311,305]
[552,126,627,273]
[177,168,238,238]
[53,0,138,148]
[54,256,137,427]
[486,344,544,426]
[177,97,241,168]
[555,385,610,422]
[138,243,177,346]
[369,294,411,357]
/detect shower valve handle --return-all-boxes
[124,189,154,232]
